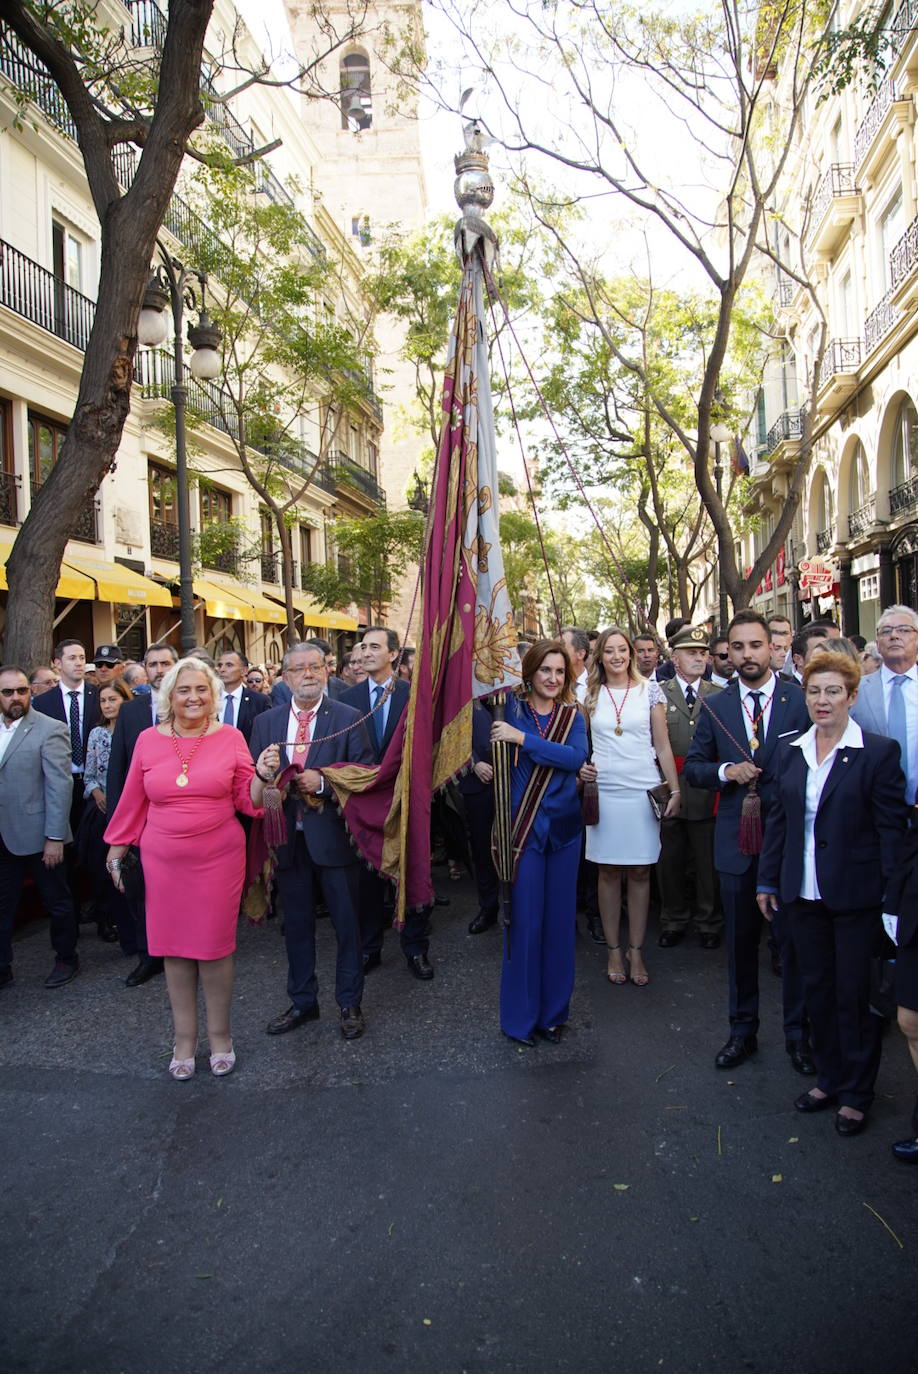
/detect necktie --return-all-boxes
[68,690,83,768]
[888,675,911,800]
[748,691,763,752]
[371,683,384,748]
[223,693,235,728]
[294,709,314,755]
[685,684,696,708]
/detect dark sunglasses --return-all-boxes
[0,686,30,697]
[714,653,731,661]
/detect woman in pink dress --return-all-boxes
[105,658,280,1080]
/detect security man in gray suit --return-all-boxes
[0,665,77,989]
[656,625,724,949]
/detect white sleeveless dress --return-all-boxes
[585,680,665,865]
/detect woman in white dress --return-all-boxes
[580,627,680,985]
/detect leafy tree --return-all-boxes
[301,508,425,623]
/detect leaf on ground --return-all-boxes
[387,1222,394,1236]
[788,1137,799,1144]
[422,1318,432,1326]
[613,1183,630,1191]
[863,1201,904,1249]
[716,1126,723,1156]
[688,1216,699,1222]
[195,1273,213,1279]
[655,1064,676,1082]
[772,1174,783,1183]
[216,1198,223,1209]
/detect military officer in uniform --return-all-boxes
[657,624,724,949]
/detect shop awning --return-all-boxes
[192,576,286,625]
[60,553,173,607]
[263,588,357,630]
[0,533,96,601]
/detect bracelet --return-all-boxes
[106,859,122,872]
[256,768,275,783]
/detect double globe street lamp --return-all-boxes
[137,245,222,653]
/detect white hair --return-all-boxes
[877,604,918,632]
[156,656,222,724]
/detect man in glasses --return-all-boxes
[0,666,77,989]
[851,604,918,804]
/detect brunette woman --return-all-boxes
[80,678,132,947]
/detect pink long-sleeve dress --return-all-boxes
[104,726,262,959]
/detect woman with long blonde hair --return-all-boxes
[580,626,680,986]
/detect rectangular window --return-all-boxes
[52,219,83,291]
[260,509,274,554]
[0,399,16,526]
[349,422,361,464]
[300,525,312,567]
[148,463,177,526]
[880,188,904,290]
[859,572,880,601]
[27,411,67,487]
[200,486,232,525]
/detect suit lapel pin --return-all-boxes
[780,696,786,703]
[841,755,848,763]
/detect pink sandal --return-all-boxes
[210,1043,236,1077]
[169,1047,196,1080]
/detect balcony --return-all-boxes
[890,0,918,77]
[853,79,914,180]
[0,470,19,525]
[260,552,278,583]
[890,214,918,309]
[150,518,181,561]
[816,529,833,554]
[31,479,99,543]
[203,547,240,577]
[0,23,77,139]
[807,164,862,256]
[815,337,861,414]
[0,238,95,352]
[890,474,918,517]
[134,348,241,442]
[127,0,168,48]
[864,289,900,357]
[772,273,793,311]
[763,408,804,464]
[334,452,386,507]
[848,499,876,540]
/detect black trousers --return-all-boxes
[463,788,499,918]
[787,899,882,1111]
[720,864,807,1042]
[0,833,78,971]
[358,867,431,959]
[275,833,364,1011]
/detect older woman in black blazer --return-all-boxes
[757,652,907,1136]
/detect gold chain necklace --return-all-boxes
[170,722,210,788]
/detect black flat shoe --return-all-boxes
[835,1111,867,1137]
[468,911,497,935]
[699,932,721,950]
[96,921,119,943]
[658,930,685,948]
[504,1032,536,1048]
[892,1135,918,1163]
[339,1006,364,1040]
[794,1090,837,1113]
[266,1004,320,1035]
[787,1042,816,1076]
[586,916,606,945]
[537,1026,564,1044]
[125,956,164,987]
[715,1034,758,1069]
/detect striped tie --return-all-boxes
[68,691,83,768]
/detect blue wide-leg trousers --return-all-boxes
[500,837,580,1040]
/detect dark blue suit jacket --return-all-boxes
[107,692,159,810]
[506,696,588,853]
[249,698,373,869]
[684,676,809,875]
[457,702,494,796]
[339,677,409,763]
[885,818,918,948]
[227,687,271,743]
[33,682,100,761]
[757,730,907,910]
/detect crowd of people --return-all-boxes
[1,607,917,1165]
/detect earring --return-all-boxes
[524,680,532,692]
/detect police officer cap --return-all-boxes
[93,644,125,664]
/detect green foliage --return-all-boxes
[812,6,891,100]
[192,516,255,578]
[302,509,425,620]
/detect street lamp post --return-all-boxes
[137,244,222,654]
[710,420,732,634]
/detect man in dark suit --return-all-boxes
[106,640,178,985]
[685,610,813,1074]
[457,702,500,934]
[339,624,435,979]
[0,665,77,988]
[657,625,723,949]
[216,649,271,742]
[32,638,100,917]
[251,642,373,1040]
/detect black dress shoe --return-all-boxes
[794,1089,837,1113]
[44,958,79,989]
[537,1025,564,1044]
[787,1042,816,1075]
[266,1004,320,1035]
[339,1005,365,1040]
[699,932,721,950]
[658,930,685,948]
[468,911,497,935]
[714,1034,758,1069]
[835,1110,868,1137]
[504,1032,536,1048]
[96,921,119,944]
[406,953,434,980]
[125,956,164,987]
[362,951,382,974]
[892,1135,918,1162]
[586,915,606,945]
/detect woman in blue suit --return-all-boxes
[490,640,588,1046]
[757,652,907,1136]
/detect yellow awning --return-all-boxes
[314,609,359,630]
[60,553,173,607]
[0,532,96,601]
[263,588,348,628]
[192,576,286,625]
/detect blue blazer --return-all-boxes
[338,678,409,763]
[33,682,101,759]
[457,702,494,796]
[885,819,918,949]
[757,730,907,910]
[232,687,271,743]
[684,676,810,874]
[249,699,373,869]
[505,696,588,854]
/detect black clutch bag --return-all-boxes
[646,781,671,822]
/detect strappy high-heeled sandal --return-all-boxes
[628,946,649,987]
[606,946,627,984]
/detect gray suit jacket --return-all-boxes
[0,709,73,854]
[849,668,887,735]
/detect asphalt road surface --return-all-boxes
[1,873,916,1374]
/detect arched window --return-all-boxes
[891,397,918,489]
[815,470,832,540]
[340,52,372,131]
[849,440,869,512]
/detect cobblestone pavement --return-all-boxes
[1,872,915,1373]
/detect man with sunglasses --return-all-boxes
[709,635,734,687]
[0,666,77,989]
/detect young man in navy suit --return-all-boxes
[250,643,373,1040]
[339,625,435,980]
[216,650,271,743]
[685,611,812,1074]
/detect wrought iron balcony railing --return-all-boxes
[848,499,876,539]
[890,213,918,291]
[890,0,918,57]
[260,552,278,583]
[150,518,181,561]
[864,289,899,353]
[31,479,99,543]
[816,529,833,554]
[0,238,95,351]
[203,546,240,576]
[134,348,241,441]
[816,337,861,389]
[127,0,168,48]
[764,408,804,457]
[890,474,918,516]
[0,469,19,525]
[0,23,77,139]
[809,163,859,230]
[854,79,896,166]
[333,452,386,506]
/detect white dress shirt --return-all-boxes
[286,702,324,820]
[220,685,243,725]
[0,715,23,764]
[574,670,588,705]
[717,673,778,782]
[790,719,864,900]
[676,674,701,703]
[369,675,394,737]
[58,680,85,773]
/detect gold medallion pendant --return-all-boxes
[749,737,759,752]
[176,773,189,787]
[614,726,623,736]
[295,743,307,754]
